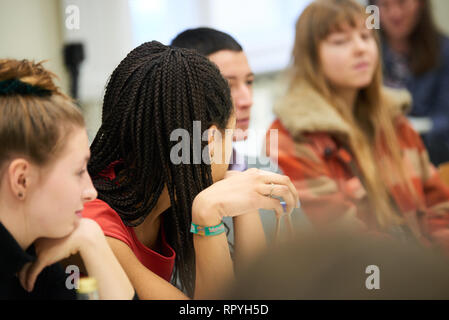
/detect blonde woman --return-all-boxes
[0,59,135,299]
[266,0,449,254]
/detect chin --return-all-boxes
[353,78,374,89]
[60,218,79,237]
[46,226,73,239]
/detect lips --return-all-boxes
[237,118,250,126]
[75,210,83,218]
[354,62,370,70]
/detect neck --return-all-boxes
[149,186,171,221]
[0,195,34,251]
[387,37,410,55]
[336,87,358,112]
[133,186,171,249]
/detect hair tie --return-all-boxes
[0,79,51,97]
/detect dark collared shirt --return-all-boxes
[0,222,76,300]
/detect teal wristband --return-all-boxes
[190,222,225,236]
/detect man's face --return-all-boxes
[208,50,254,141]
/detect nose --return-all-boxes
[82,176,98,203]
[233,83,253,111]
[353,35,369,54]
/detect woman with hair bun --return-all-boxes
[0,59,135,300]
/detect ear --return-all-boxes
[207,125,219,158]
[7,159,32,200]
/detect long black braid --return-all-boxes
[88,41,233,297]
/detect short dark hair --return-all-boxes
[171,27,243,56]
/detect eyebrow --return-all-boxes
[224,73,255,80]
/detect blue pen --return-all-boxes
[279,202,295,238]
[280,201,287,212]
[280,200,301,212]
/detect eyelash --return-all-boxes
[332,33,371,44]
[333,39,347,45]
[78,169,86,177]
[362,33,371,40]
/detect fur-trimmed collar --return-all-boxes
[274,83,412,140]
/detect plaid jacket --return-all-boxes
[267,84,449,252]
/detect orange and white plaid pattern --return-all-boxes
[266,85,449,254]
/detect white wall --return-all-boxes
[62,0,134,102]
[61,0,135,140]
[432,0,449,35]
[0,0,68,93]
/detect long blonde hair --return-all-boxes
[291,0,415,229]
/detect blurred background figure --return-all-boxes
[171,27,286,175]
[225,229,449,299]
[266,0,449,256]
[171,27,254,169]
[370,0,449,166]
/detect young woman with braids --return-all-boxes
[81,41,299,299]
[0,59,135,299]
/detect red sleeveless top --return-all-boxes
[82,161,176,282]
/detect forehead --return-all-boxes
[328,17,367,34]
[54,128,90,164]
[37,127,89,179]
[208,50,252,77]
